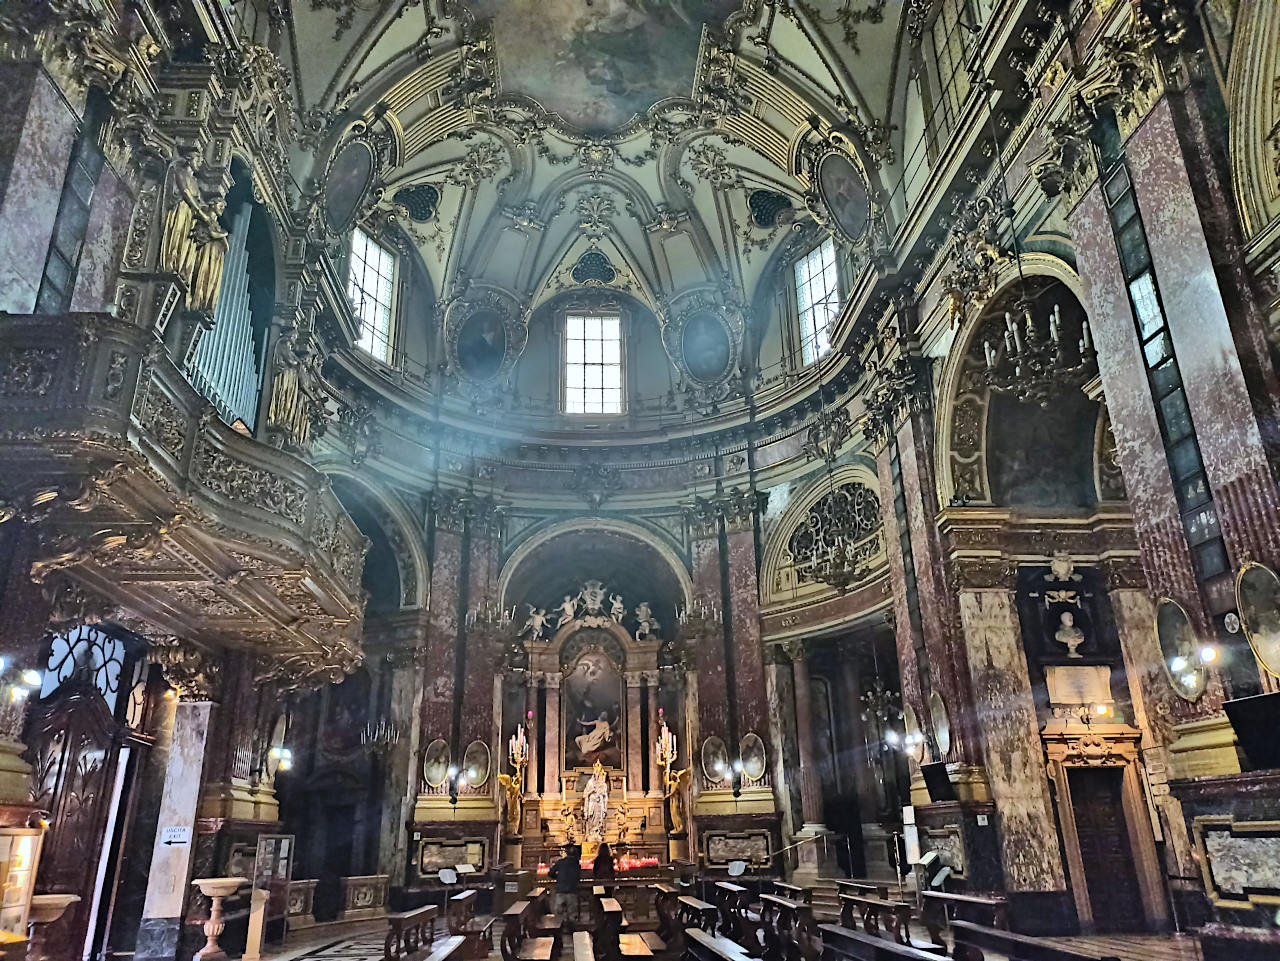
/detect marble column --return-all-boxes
[0,63,79,314]
[783,640,824,829]
[646,675,662,797]
[625,672,644,793]
[136,699,214,961]
[544,673,561,797]
[525,678,540,798]
[955,569,1068,923]
[422,505,464,747]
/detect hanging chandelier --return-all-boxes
[977,299,1097,407]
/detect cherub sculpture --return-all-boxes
[520,605,549,640]
[634,601,659,641]
[557,594,579,628]
[610,594,626,622]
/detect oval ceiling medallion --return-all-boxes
[681,309,732,385]
[455,307,508,382]
[324,139,376,235]
[816,150,871,244]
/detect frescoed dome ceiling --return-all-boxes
[463,0,747,133]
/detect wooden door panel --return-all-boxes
[1068,767,1144,933]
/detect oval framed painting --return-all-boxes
[423,738,451,788]
[681,308,733,385]
[1155,596,1207,700]
[815,149,871,244]
[455,307,508,382]
[324,139,377,235]
[701,735,729,784]
[1237,561,1280,678]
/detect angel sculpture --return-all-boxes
[519,605,549,640]
[561,799,580,842]
[497,769,522,836]
[556,594,579,628]
[615,802,630,844]
[664,765,691,835]
[610,594,626,622]
[634,601,659,641]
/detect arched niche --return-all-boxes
[499,518,692,630]
[1227,2,1280,250]
[328,473,428,612]
[760,463,887,606]
[934,259,1117,512]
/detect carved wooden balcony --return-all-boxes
[0,312,367,686]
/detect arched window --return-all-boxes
[349,227,398,363]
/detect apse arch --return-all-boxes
[933,254,1096,511]
[760,462,887,606]
[325,469,429,611]
[498,518,693,619]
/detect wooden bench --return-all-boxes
[500,895,558,961]
[819,924,942,961]
[713,882,750,941]
[448,889,496,959]
[757,895,815,961]
[576,930,597,961]
[423,935,468,961]
[385,903,439,960]
[770,883,810,904]
[652,883,681,946]
[949,920,1121,961]
[832,880,889,900]
[920,892,1008,947]
[597,896,653,961]
[678,896,718,935]
[683,926,760,961]
[837,894,916,947]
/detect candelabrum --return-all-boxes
[466,600,516,629]
[676,597,722,625]
[979,300,1097,407]
[360,718,402,755]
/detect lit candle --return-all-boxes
[984,340,996,369]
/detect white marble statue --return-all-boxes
[634,601,659,641]
[583,760,609,842]
[1055,610,1085,658]
[557,594,579,628]
[520,605,549,640]
[610,593,626,622]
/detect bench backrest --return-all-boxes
[574,930,595,961]
[949,921,1121,961]
[818,924,940,961]
[423,935,467,961]
[684,927,757,961]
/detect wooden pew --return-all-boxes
[770,882,810,904]
[757,894,813,961]
[949,920,1121,961]
[448,889,496,959]
[713,882,749,941]
[678,896,719,935]
[576,930,597,961]
[832,880,889,900]
[499,895,557,961]
[423,936,468,961]
[683,926,760,961]
[819,923,942,961]
[920,892,1008,947]
[652,883,681,947]
[385,903,439,961]
[596,895,654,961]
[837,894,915,947]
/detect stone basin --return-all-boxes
[28,894,80,924]
[191,877,249,899]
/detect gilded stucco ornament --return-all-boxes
[661,294,744,398]
[940,192,1010,324]
[151,636,223,701]
[443,290,529,394]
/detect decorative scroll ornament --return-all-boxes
[686,488,769,538]
[444,290,529,394]
[565,463,623,509]
[786,482,882,592]
[802,407,852,463]
[661,294,743,397]
[151,637,222,701]
[861,355,932,451]
[941,192,1009,324]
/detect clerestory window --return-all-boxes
[794,237,841,365]
[562,312,624,414]
[348,227,397,364]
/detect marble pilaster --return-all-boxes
[646,675,661,797]
[725,526,768,739]
[422,524,463,745]
[957,585,1068,913]
[690,534,729,747]
[69,162,134,312]
[544,673,561,797]
[0,63,78,315]
[525,679,540,798]
[625,672,645,792]
[136,700,213,961]
[783,641,823,828]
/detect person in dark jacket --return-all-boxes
[548,843,581,922]
[593,842,616,888]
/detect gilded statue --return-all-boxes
[159,151,229,315]
[497,769,522,836]
[267,325,329,451]
[664,765,690,835]
[561,798,580,842]
[614,801,630,844]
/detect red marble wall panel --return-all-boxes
[422,527,463,744]
[726,528,767,738]
[691,534,729,744]
[874,445,927,742]
[70,163,134,312]
[460,526,501,748]
[1126,100,1280,568]
[0,64,78,314]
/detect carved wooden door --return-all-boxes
[1068,767,1145,933]
[26,682,126,961]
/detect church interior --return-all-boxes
[3,0,1280,959]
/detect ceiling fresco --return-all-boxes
[465,0,744,132]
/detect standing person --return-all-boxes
[548,843,582,925]
[593,842,616,896]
